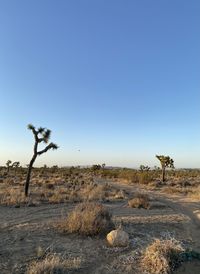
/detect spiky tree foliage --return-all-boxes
[12,161,20,168]
[6,160,12,174]
[156,155,174,182]
[92,164,101,170]
[12,161,20,176]
[25,124,58,196]
[139,165,150,172]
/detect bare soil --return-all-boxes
[0,179,200,274]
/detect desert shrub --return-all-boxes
[47,191,65,203]
[100,169,119,179]
[61,182,119,203]
[0,188,29,206]
[128,193,150,209]
[138,172,153,184]
[46,183,55,190]
[80,184,109,201]
[118,169,139,183]
[101,168,139,182]
[3,177,15,185]
[188,186,200,200]
[163,186,190,195]
[58,202,114,236]
[43,186,69,204]
[140,238,184,274]
[26,253,81,274]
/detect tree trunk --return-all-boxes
[25,157,36,196]
[162,167,165,182]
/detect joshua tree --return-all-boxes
[156,155,174,182]
[25,124,58,196]
[139,165,150,172]
[91,164,101,174]
[12,161,20,176]
[93,164,101,170]
[51,165,58,174]
[6,160,12,174]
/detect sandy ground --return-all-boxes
[0,180,200,273]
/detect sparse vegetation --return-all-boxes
[0,188,30,206]
[26,253,82,274]
[0,165,200,273]
[188,185,200,200]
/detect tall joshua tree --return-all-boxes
[25,124,58,196]
[156,155,174,182]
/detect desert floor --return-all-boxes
[0,179,200,274]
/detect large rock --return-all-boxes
[106,228,129,247]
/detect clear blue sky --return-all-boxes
[0,0,200,168]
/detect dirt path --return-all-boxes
[110,180,200,251]
[0,203,73,231]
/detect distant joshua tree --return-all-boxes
[91,164,101,171]
[12,161,20,176]
[6,160,12,174]
[156,155,174,182]
[25,124,58,196]
[139,165,150,172]
[91,164,101,175]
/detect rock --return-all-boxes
[114,190,126,199]
[106,228,129,247]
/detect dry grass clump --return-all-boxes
[140,238,184,274]
[79,184,107,201]
[26,253,81,274]
[128,193,150,209]
[163,187,181,195]
[58,202,114,236]
[188,186,200,200]
[138,172,153,185]
[163,186,190,195]
[47,188,68,204]
[80,183,118,201]
[2,177,15,185]
[0,188,29,206]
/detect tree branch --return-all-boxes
[37,142,58,155]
